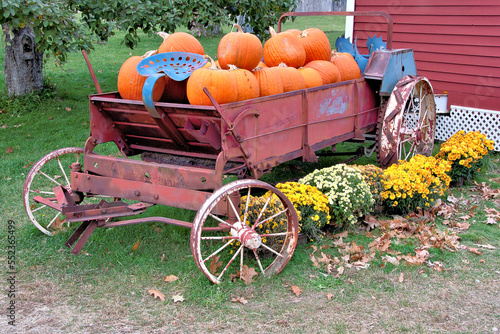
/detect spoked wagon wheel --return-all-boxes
[377,76,436,168]
[191,179,299,284]
[23,147,116,236]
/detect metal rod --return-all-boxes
[82,50,102,94]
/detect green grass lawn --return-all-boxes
[1,15,499,333]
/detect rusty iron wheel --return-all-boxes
[377,76,436,169]
[190,179,299,284]
[23,147,118,236]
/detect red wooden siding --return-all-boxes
[353,0,500,111]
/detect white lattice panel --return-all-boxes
[436,105,500,151]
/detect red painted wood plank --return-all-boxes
[421,70,500,91]
[390,32,500,48]
[355,22,500,37]
[414,52,500,68]
[355,5,500,16]
[446,91,500,110]
[355,0,498,6]
[417,61,500,79]
[354,15,500,25]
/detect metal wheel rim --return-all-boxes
[377,76,436,168]
[23,147,84,236]
[190,179,299,284]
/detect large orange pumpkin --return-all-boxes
[117,51,165,101]
[284,28,302,37]
[330,51,362,81]
[218,24,263,71]
[263,27,306,68]
[298,67,323,88]
[304,60,341,85]
[252,66,283,97]
[229,65,260,101]
[186,56,237,105]
[270,63,305,92]
[157,32,204,55]
[162,76,188,103]
[300,28,331,64]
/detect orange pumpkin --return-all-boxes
[298,67,323,88]
[228,65,260,101]
[300,28,331,64]
[270,63,305,92]
[117,51,165,101]
[285,28,302,37]
[157,32,204,55]
[263,27,306,68]
[162,76,188,103]
[252,66,283,97]
[255,61,267,69]
[330,51,362,81]
[186,56,237,105]
[218,24,263,71]
[304,60,341,85]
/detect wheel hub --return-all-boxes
[230,222,262,250]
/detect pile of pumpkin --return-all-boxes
[117,25,362,106]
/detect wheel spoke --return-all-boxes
[260,243,284,258]
[202,239,237,263]
[253,250,266,277]
[201,235,238,241]
[38,170,62,186]
[240,245,244,277]
[227,194,242,224]
[404,142,417,160]
[46,211,61,229]
[29,189,55,195]
[253,194,273,230]
[242,188,251,226]
[259,232,291,238]
[217,245,243,282]
[31,204,48,213]
[208,213,233,228]
[253,208,288,231]
[57,157,70,186]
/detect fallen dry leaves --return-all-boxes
[209,255,223,275]
[172,294,184,302]
[148,289,165,301]
[164,274,179,283]
[231,296,248,305]
[240,265,258,285]
[310,209,476,277]
[291,285,302,297]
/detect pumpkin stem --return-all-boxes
[278,62,288,68]
[142,50,158,58]
[228,64,239,71]
[233,24,244,34]
[300,30,309,38]
[269,26,277,37]
[157,32,170,41]
[205,55,218,70]
[331,50,338,58]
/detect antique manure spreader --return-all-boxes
[23,12,436,284]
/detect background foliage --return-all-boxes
[1,0,298,63]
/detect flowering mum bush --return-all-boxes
[381,155,452,214]
[299,164,374,226]
[351,164,385,210]
[435,130,494,183]
[275,182,331,241]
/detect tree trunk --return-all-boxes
[3,25,43,96]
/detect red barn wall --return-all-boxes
[353,0,500,111]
